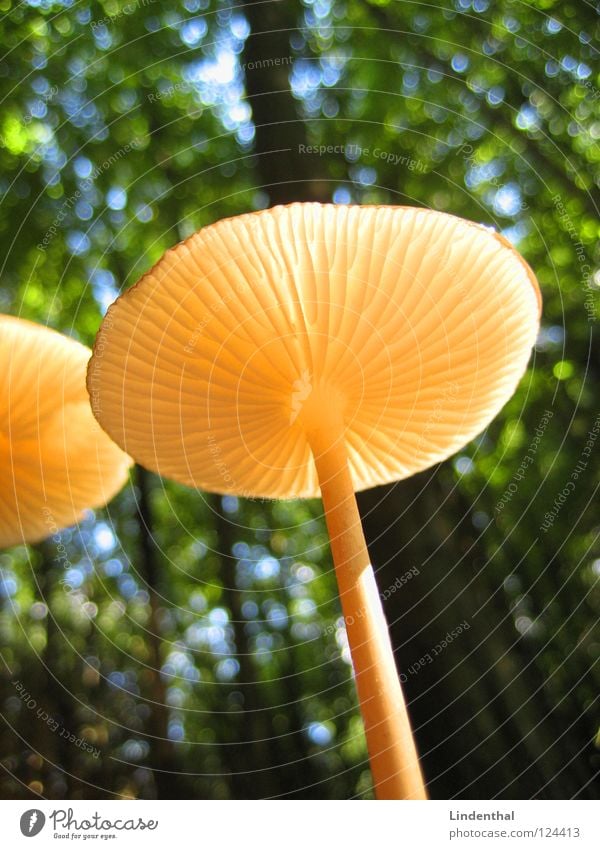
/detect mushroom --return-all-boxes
[87,203,541,799]
[0,315,132,547]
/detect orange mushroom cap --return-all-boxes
[0,315,132,547]
[88,204,541,500]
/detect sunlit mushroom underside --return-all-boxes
[0,315,132,547]
[89,203,541,499]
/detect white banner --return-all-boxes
[0,800,597,848]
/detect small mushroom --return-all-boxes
[0,315,132,547]
[88,203,541,799]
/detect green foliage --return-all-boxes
[0,0,598,799]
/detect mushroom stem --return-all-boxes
[309,426,427,800]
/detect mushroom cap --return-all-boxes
[88,203,541,500]
[0,315,132,547]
